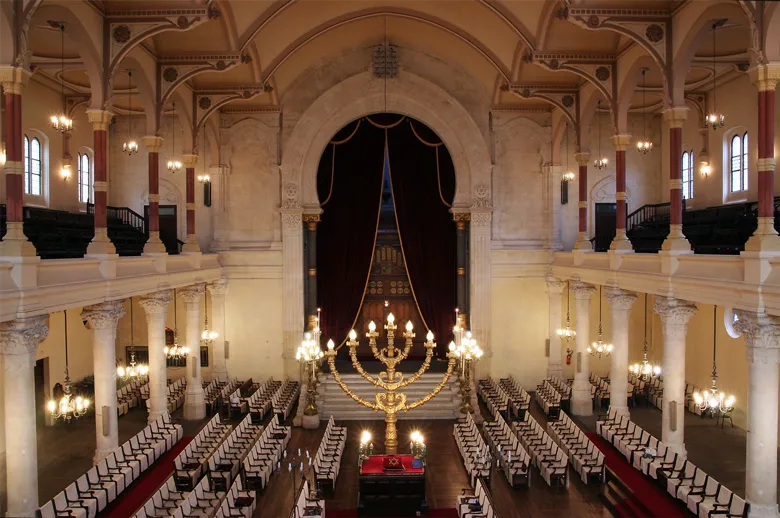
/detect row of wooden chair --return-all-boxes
[457,477,499,518]
[477,378,509,417]
[482,407,531,488]
[290,479,324,518]
[174,414,232,490]
[597,408,748,518]
[547,412,604,484]
[314,416,347,494]
[247,378,283,420]
[216,477,257,518]
[272,380,300,421]
[454,413,491,486]
[535,379,562,420]
[117,378,147,416]
[208,414,265,491]
[242,414,291,491]
[37,415,182,518]
[498,376,531,419]
[512,411,569,487]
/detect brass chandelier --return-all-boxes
[587,286,613,358]
[47,310,89,422]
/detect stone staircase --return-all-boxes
[316,372,460,420]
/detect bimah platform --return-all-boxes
[357,455,427,516]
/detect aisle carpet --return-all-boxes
[101,436,194,518]
[327,511,458,518]
[587,432,687,518]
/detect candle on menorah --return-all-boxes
[325,312,457,455]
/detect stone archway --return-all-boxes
[279,70,493,378]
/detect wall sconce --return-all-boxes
[198,174,212,208]
[700,162,711,177]
[0,147,6,166]
[560,172,575,205]
[61,164,72,181]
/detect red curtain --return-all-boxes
[316,121,386,345]
[387,120,457,349]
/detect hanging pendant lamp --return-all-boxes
[693,306,735,413]
[167,102,182,172]
[562,124,575,182]
[122,70,139,155]
[629,293,662,378]
[556,281,576,341]
[50,22,73,133]
[706,23,726,130]
[117,300,148,380]
[636,68,653,154]
[47,310,89,422]
[201,292,218,345]
[165,288,189,359]
[594,100,608,170]
[587,286,613,358]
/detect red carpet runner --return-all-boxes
[587,433,687,518]
[101,436,194,517]
[327,511,458,518]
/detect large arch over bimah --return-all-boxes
[279,71,493,379]
[312,114,457,363]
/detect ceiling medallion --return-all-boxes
[549,58,560,70]
[588,15,601,27]
[176,16,189,28]
[163,67,179,82]
[198,96,212,110]
[521,88,531,98]
[215,60,227,70]
[645,24,664,43]
[112,25,131,44]
[595,66,610,81]
[562,95,574,108]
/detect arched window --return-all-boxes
[682,150,694,200]
[730,132,749,192]
[23,134,42,196]
[78,152,92,203]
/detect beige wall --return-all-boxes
[37,310,94,403]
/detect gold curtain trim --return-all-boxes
[407,120,451,208]
[365,115,406,129]
[330,119,362,145]
[408,120,443,147]
[334,130,388,351]
[321,144,336,206]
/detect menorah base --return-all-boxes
[302,413,320,429]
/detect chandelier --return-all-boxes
[201,293,218,346]
[165,289,189,359]
[47,310,89,422]
[593,100,608,170]
[410,430,427,461]
[693,306,735,414]
[636,68,653,154]
[122,70,138,155]
[557,281,576,341]
[587,286,613,358]
[167,102,182,173]
[629,294,661,378]
[297,318,325,418]
[706,22,725,130]
[451,311,483,415]
[117,302,148,379]
[197,129,211,184]
[50,22,73,133]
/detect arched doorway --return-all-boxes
[311,114,459,360]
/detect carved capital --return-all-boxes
[472,184,491,208]
[574,152,591,166]
[570,281,597,300]
[749,63,780,92]
[143,135,164,152]
[207,279,227,297]
[653,297,697,326]
[303,214,320,231]
[179,283,206,307]
[605,288,637,311]
[139,289,173,315]
[545,276,565,294]
[453,212,471,230]
[282,210,303,231]
[86,109,114,131]
[0,316,49,356]
[610,134,632,152]
[0,66,32,95]
[470,211,492,227]
[734,311,780,364]
[662,107,689,129]
[81,300,126,330]
[181,154,198,168]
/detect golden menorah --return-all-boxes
[325,313,457,455]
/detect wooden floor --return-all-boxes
[254,411,609,518]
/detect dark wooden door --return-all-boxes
[145,205,179,253]
[594,203,617,252]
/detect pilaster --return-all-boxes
[179,283,206,420]
[573,152,592,252]
[605,288,637,417]
[570,281,597,416]
[139,290,173,422]
[469,200,492,381]
[282,207,305,379]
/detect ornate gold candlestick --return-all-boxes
[325,313,457,455]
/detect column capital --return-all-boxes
[86,109,114,131]
[0,66,32,94]
[81,300,126,330]
[0,316,49,356]
[662,107,689,129]
[139,290,173,314]
[605,288,637,310]
[179,283,206,306]
[452,212,471,230]
[570,281,597,300]
[143,136,164,152]
[734,311,780,364]
[749,63,780,92]
[302,214,320,231]
[610,134,632,151]
[545,276,565,294]
[207,279,228,297]
[181,154,198,167]
[653,296,697,325]
[574,152,591,167]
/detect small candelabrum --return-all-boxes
[358,430,375,465]
[410,430,427,464]
[297,320,324,417]
[451,311,483,415]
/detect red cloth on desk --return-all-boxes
[360,455,424,475]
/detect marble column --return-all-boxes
[545,276,565,380]
[281,207,304,379]
[453,213,470,314]
[570,281,597,416]
[81,300,126,463]
[143,136,166,254]
[303,215,320,318]
[0,316,48,518]
[573,152,592,251]
[139,290,173,423]
[207,280,228,382]
[745,64,780,252]
[0,66,35,257]
[180,283,206,420]
[610,134,633,252]
[735,311,780,518]
[470,206,492,381]
[654,297,696,455]
[661,107,691,252]
[181,154,201,253]
[85,109,116,256]
[605,288,637,417]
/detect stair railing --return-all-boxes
[87,203,146,234]
[626,199,686,232]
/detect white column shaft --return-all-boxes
[609,307,630,417]
[747,359,780,516]
[572,295,592,415]
[661,323,687,455]
[93,325,119,462]
[183,300,205,420]
[470,210,492,380]
[147,312,168,422]
[282,210,304,379]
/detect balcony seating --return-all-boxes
[37,416,182,518]
[314,416,347,494]
[457,477,499,518]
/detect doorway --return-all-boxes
[594,203,617,252]
[145,204,179,253]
